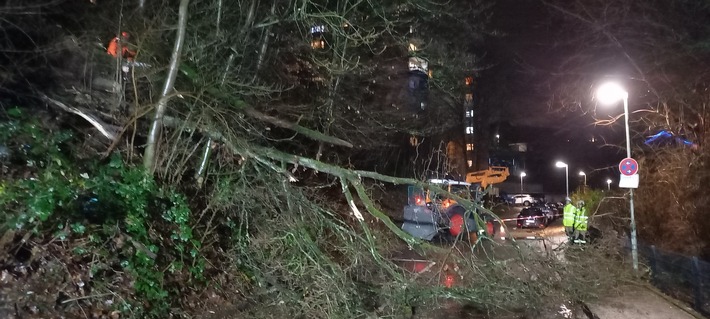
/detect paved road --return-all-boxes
[492,205,702,319]
[491,204,566,243]
[588,284,700,319]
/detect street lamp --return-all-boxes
[606,179,612,190]
[597,82,638,271]
[579,171,587,186]
[555,161,569,198]
[520,172,526,193]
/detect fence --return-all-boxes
[636,242,710,316]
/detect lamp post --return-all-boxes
[606,179,612,190]
[555,161,569,198]
[597,82,638,271]
[520,172,526,193]
[579,171,587,186]
[578,171,587,193]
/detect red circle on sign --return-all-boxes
[619,158,639,176]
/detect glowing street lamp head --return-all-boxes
[579,171,586,176]
[606,179,612,184]
[555,161,568,168]
[597,82,628,105]
[520,172,527,177]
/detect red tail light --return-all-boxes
[444,274,455,288]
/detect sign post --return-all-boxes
[619,158,639,188]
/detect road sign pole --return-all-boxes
[623,96,639,271]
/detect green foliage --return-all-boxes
[0,109,203,318]
[0,110,77,228]
[572,189,605,215]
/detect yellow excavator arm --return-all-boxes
[464,166,510,189]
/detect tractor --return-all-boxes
[401,179,497,243]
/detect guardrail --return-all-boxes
[633,242,710,316]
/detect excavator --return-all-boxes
[465,166,510,189]
[400,167,510,242]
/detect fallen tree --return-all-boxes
[0,0,642,318]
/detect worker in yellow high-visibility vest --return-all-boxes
[573,200,588,244]
[562,197,576,242]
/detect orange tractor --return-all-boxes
[401,179,498,242]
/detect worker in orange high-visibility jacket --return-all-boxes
[107,32,136,62]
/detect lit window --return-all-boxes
[408,57,428,73]
[310,24,327,49]
[465,93,473,102]
[311,39,325,49]
[409,135,419,146]
[467,160,473,167]
[310,25,326,34]
[465,126,474,134]
[466,143,474,151]
[408,43,417,51]
[465,76,473,86]
[465,110,474,117]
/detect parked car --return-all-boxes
[516,207,548,229]
[535,202,559,221]
[509,194,537,206]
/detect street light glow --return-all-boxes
[520,172,527,177]
[555,161,568,168]
[519,172,526,193]
[597,82,628,105]
[578,171,585,176]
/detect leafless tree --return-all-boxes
[539,0,710,256]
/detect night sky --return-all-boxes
[482,0,627,194]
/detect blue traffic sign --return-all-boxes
[619,158,639,176]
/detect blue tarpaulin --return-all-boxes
[644,130,696,147]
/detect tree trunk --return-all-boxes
[254,1,275,73]
[143,0,190,172]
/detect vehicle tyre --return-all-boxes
[449,213,465,237]
[486,220,495,237]
[523,200,530,207]
[539,220,546,228]
[448,209,479,243]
